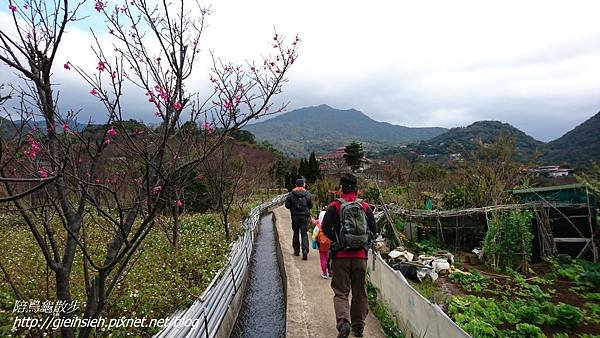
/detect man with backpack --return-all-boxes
[284,178,313,260]
[321,173,378,338]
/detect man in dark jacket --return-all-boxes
[284,178,313,260]
[322,173,378,338]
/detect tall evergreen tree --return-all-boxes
[307,152,321,183]
[298,158,306,181]
[344,141,365,172]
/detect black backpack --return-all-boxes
[292,193,308,213]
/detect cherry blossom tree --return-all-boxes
[0,0,298,336]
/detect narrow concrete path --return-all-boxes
[274,206,385,338]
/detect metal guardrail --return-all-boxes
[155,194,287,338]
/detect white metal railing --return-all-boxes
[155,194,286,338]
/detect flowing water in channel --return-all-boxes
[230,213,285,338]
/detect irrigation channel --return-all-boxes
[230,213,286,338]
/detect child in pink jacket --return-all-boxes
[311,211,330,279]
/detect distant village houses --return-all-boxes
[316,147,372,175]
[522,165,573,177]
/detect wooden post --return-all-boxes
[585,187,598,262]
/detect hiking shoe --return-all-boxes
[302,252,308,260]
[293,251,300,256]
[352,328,364,337]
[337,321,351,338]
[321,272,328,279]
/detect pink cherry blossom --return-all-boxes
[196,174,204,181]
[173,101,182,110]
[201,121,212,134]
[107,127,117,137]
[27,135,41,151]
[145,91,155,103]
[9,4,17,12]
[175,199,183,207]
[154,111,161,117]
[96,61,106,72]
[151,185,162,195]
[103,138,112,145]
[154,85,169,101]
[134,177,143,186]
[62,123,69,131]
[38,167,49,178]
[89,88,98,96]
[234,96,241,105]
[172,152,179,160]
[64,63,71,70]
[24,135,41,158]
[94,1,105,12]
[110,71,117,79]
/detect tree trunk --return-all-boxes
[172,205,180,248]
[56,268,75,338]
[223,211,230,241]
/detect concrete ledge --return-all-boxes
[368,254,471,338]
[272,210,288,330]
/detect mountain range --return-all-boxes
[0,118,87,138]
[542,111,600,166]
[400,120,545,162]
[245,105,600,167]
[244,104,447,157]
[3,105,597,167]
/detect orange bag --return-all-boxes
[316,230,331,251]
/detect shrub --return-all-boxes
[483,210,534,271]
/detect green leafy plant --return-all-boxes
[460,318,497,337]
[449,271,490,293]
[553,303,583,329]
[515,323,546,338]
[584,302,600,325]
[484,210,534,271]
[549,257,600,294]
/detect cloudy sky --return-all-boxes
[2,0,600,141]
